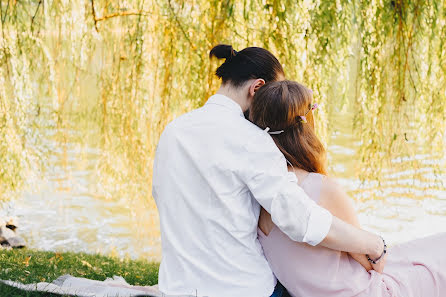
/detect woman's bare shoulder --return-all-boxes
[318,176,359,224]
[319,176,347,199]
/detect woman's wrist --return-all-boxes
[367,236,386,263]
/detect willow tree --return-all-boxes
[0,0,444,202]
[355,0,445,195]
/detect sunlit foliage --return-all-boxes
[0,0,444,202]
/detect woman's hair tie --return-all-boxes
[298,103,318,123]
[263,102,319,134]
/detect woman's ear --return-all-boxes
[248,79,265,97]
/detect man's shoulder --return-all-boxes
[161,107,203,134]
[161,107,279,152]
[227,124,282,161]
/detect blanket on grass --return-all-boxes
[0,274,162,297]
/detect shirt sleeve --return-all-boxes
[239,129,333,246]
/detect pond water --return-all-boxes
[1,113,445,262]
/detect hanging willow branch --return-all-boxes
[91,0,98,32]
[30,0,43,31]
[91,0,154,32]
[0,0,10,24]
[167,0,196,50]
[94,10,152,22]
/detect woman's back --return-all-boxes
[257,173,392,297]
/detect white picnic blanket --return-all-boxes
[0,274,162,297]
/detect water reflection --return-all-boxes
[1,113,445,261]
[329,115,446,247]
[1,127,161,260]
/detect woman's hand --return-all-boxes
[371,253,387,273]
[368,237,387,273]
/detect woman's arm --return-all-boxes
[318,177,373,271]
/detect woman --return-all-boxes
[250,80,446,297]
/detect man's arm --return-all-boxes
[318,177,372,271]
[239,130,386,272]
[320,217,386,272]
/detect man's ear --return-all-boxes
[248,79,265,97]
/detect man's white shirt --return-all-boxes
[152,94,333,297]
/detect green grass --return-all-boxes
[0,248,159,296]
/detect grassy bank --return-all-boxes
[0,248,159,297]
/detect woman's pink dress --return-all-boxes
[258,173,446,297]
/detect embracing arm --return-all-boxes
[240,130,386,272]
[318,177,374,271]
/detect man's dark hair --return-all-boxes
[209,44,284,87]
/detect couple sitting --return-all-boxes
[152,45,446,297]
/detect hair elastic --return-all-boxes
[264,127,284,135]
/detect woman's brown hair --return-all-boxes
[250,80,327,174]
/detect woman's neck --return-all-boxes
[289,167,310,186]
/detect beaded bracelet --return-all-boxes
[366,237,387,264]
